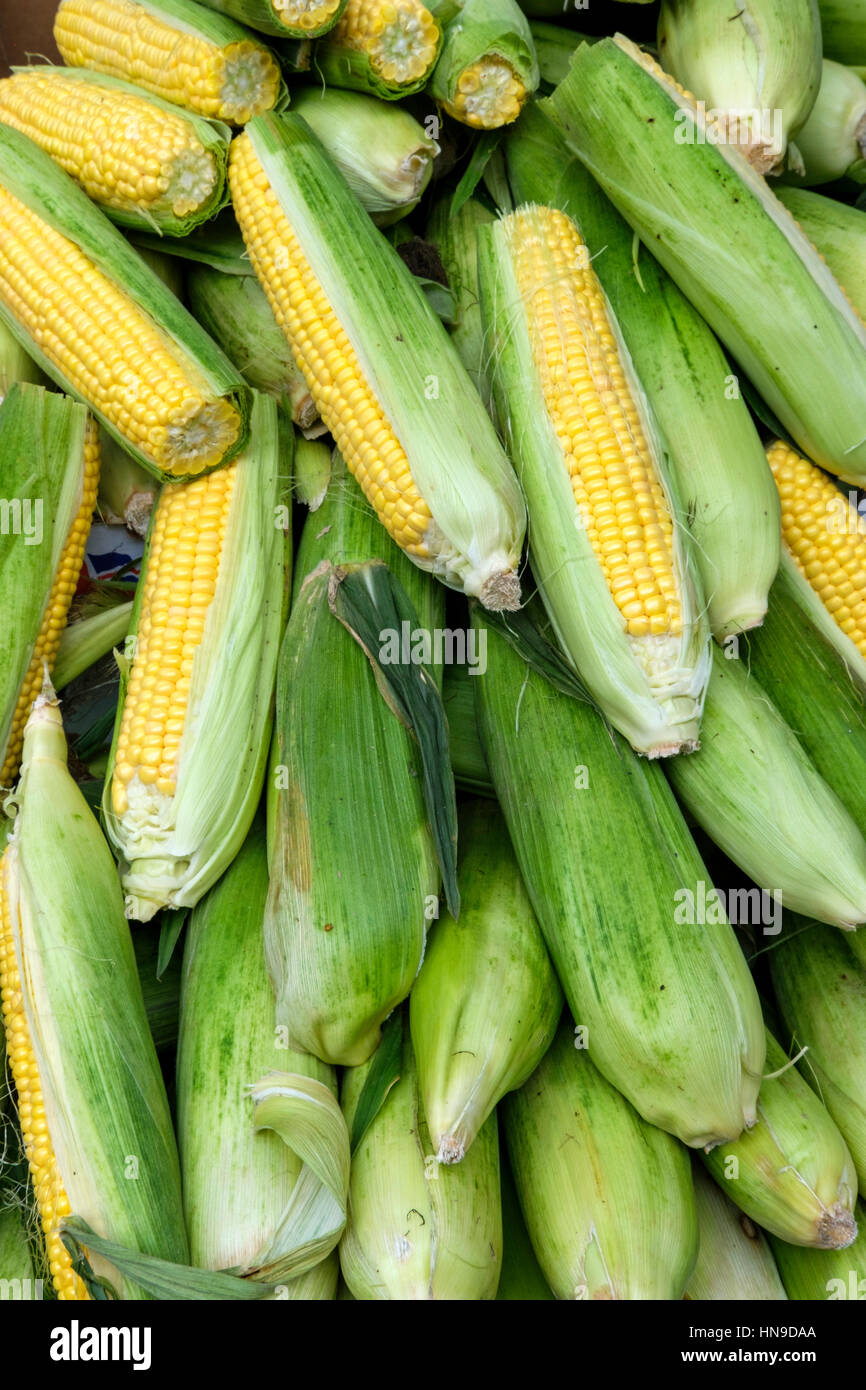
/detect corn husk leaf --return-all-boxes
[770,1201,866,1299]
[686,1162,787,1300]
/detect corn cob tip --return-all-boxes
[478,568,521,612]
[818,1205,858,1250]
[436,1135,465,1165]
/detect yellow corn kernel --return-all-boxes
[444,58,526,130]
[507,205,681,638]
[0,850,88,1300]
[331,0,440,85]
[767,439,866,660]
[228,131,432,557]
[54,0,281,124]
[0,418,100,790]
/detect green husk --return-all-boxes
[186,265,317,427]
[97,430,158,536]
[292,435,331,510]
[410,799,561,1162]
[496,1149,553,1300]
[472,606,765,1149]
[702,1029,858,1248]
[685,1162,787,1301]
[102,391,289,921]
[779,59,866,184]
[775,186,866,320]
[770,1203,866,1298]
[194,0,347,38]
[0,123,250,481]
[264,462,442,1066]
[504,1019,698,1300]
[177,823,346,1293]
[291,88,437,224]
[426,195,494,409]
[657,0,822,175]
[442,661,492,792]
[666,642,866,929]
[427,0,539,126]
[0,318,43,401]
[529,22,591,88]
[238,113,525,605]
[5,690,188,1299]
[819,0,866,63]
[0,1205,37,1298]
[503,103,780,641]
[770,918,866,1190]
[131,923,182,1054]
[0,385,90,784]
[339,1014,502,1299]
[544,35,866,485]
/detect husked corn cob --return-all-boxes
[103,392,288,921]
[54,0,283,125]
[0,385,99,791]
[229,113,525,606]
[686,1163,787,1301]
[196,0,346,37]
[0,68,230,235]
[478,201,710,755]
[0,124,249,482]
[315,0,442,99]
[0,689,188,1299]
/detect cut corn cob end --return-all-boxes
[333,0,441,87]
[273,0,344,31]
[444,58,527,130]
[767,439,866,665]
[54,0,282,125]
[0,417,99,790]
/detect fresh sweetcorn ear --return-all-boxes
[315,0,442,99]
[54,0,284,125]
[427,0,538,130]
[229,113,525,607]
[478,202,710,755]
[0,385,99,791]
[767,438,866,684]
[0,122,250,482]
[102,392,288,922]
[0,68,231,236]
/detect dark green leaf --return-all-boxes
[349,1012,404,1154]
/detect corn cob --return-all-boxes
[196,0,346,36]
[426,0,538,129]
[503,104,780,642]
[667,642,866,928]
[290,88,437,225]
[472,607,765,1149]
[783,59,866,183]
[339,1015,502,1299]
[265,460,440,1066]
[685,1162,787,1301]
[178,821,345,1295]
[0,68,230,236]
[54,0,284,124]
[426,195,494,409]
[544,35,866,485]
[702,1029,858,1248]
[770,919,866,1191]
[0,385,99,791]
[770,1203,866,1299]
[410,799,561,1163]
[0,124,249,482]
[102,391,288,922]
[496,1150,553,1300]
[54,600,135,691]
[504,1019,698,1300]
[819,0,866,63]
[657,0,821,174]
[0,689,188,1299]
[313,0,442,99]
[478,201,710,755]
[229,112,525,607]
[766,439,866,685]
[775,186,866,322]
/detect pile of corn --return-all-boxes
[3,0,866,1303]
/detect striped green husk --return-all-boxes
[410,798,561,1163]
[0,1206,37,1295]
[667,643,866,929]
[503,103,780,641]
[339,1015,502,1299]
[775,186,866,320]
[425,195,495,409]
[0,317,43,400]
[770,1203,866,1299]
[685,1163,787,1301]
[529,22,591,88]
[702,1029,858,1248]
[195,0,347,37]
[265,462,442,1066]
[472,608,765,1149]
[544,35,866,484]
[442,662,492,793]
[53,601,134,692]
[504,1019,698,1300]
[770,918,866,1190]
[819,0,866,63]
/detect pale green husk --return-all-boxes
[410,798,561,1163]
[702,1029,859,1248]
[686,1163,787,1301]
[770,1202,866,1299]
[97,429,157,535]
[427,0,539,121]
[0,318,43,401]
[5,692,189,1299]
[503,103,780,642]
[775,186,866,320]
[0,1207,36,1295]
[529,21,591,88]
[178,823,345,1295]
[339,1018,502,1299]
[666,643,866,929]
[505,1020,698,1300]
[426,195,495,409]
[54,601,135,691]
[472,608,765,1149]
[102,391,289,921]
[780,58,866,184]
[544,35,866,484]
[241,113,525,605]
